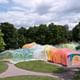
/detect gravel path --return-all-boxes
[0,62,62,80]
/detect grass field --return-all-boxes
[0,76,58,80]
[0,61,8,73]
[16,60,65,73]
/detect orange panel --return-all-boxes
[50,48,68,65]
[22,42,36,48]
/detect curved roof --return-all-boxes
[22,42,36,48]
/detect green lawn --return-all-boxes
[0,61,8,73]
[16,60,66,73]
[0,76,57,80]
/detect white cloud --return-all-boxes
[0,10,51,28]
[0,0,9,3]
[13,0,39,9]
[0,0,80,29]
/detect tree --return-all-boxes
[17,27,27,48]
[0,22,18,49]
[72,22,80,42]
[17,27,27,37]
[35,24,48,44]
[0,30,5,51]
[68,30,73,42]
[0,22,72,48]
[47,23,69,45]
[26,26,39,43]
[17,34,26,48]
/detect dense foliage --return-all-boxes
[0,23,17,49]
[72,22,80,42]
[0,30,5,51]
[0,22,80,49]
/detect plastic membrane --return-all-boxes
[0,42,80,67]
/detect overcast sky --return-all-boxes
[0,0,80,29]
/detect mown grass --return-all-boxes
[0,61,8,73]
[16,60,66,73]
[0,76,58,80]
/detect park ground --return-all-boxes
[0,60,79,80]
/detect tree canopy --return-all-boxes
[0,22,79,49]
[72,22,80,42]
[0,30,5,51]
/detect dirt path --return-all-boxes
[0,62,63,80]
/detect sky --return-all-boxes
[0,0,80,29]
